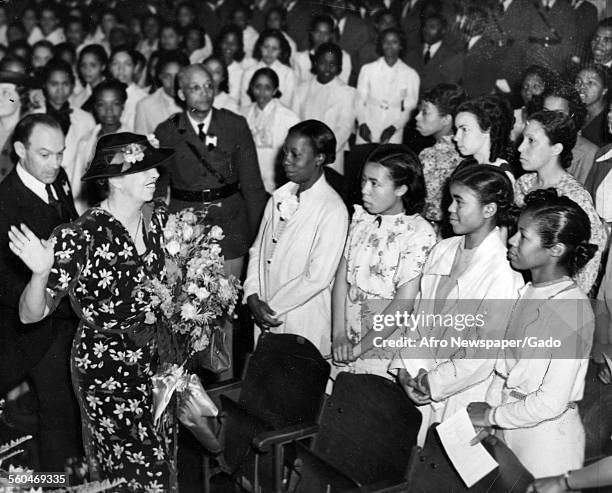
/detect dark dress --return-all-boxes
[582,110,612,148]
[46,205,177,492]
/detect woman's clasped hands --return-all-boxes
[397,368,431,405]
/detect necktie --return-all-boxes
[46,183,67,221]
[423,45,431,64]
[197,123,206,142]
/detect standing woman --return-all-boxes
[240,29,296,109]
[355,28,419,145]
[8,133,179,490]
[515,110,606,295]
[292,14,351,85]
[454,95,519,179]
[575,64,611,147]
[264,7,298,60]
[332,145,436,377]
[469,189,596,477]
[203,56,240,114]
[71,44,107,110]
[510,65,555,142]
[243,67,299,193]
[109,46,149,132]
[244,120,348,354]
[395,165,524,446]
[214,25,255,104]
[415,83,467,231]
[292,43,356,175]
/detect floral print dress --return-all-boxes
[342,206,436,374]
[514,172,607,294]
[45,205,177,492]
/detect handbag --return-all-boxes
[195,318,232,374]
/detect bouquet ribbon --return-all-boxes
[151,366,218,426]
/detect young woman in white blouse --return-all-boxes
[204,56,239,114]
[356,28,419,145]
[240,29,297,109]
[469,189,596,478]
[243,67,299,192]
[244,120,348,354]
[293,43,355,175]
[292,14,351,85]
[109,46,148,132]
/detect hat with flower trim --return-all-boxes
[81,132,174,181]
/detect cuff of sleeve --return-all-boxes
[487,407,498,427]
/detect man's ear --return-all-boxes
[13,141,25,161]
[177,88,185,102]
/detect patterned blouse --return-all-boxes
[419,135,463,222]
[343,205,436,355]
[514,172,607,294]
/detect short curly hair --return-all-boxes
[526,110,577,170]
[422,83,467,118]
[455,95,515,163]
[375,27,407,58]
[252,29,292,66]
[214,25,245,63]
[542,80,587,130]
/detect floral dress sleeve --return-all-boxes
[46,223,90,312]
[393,216,436,287]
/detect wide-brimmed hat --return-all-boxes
[82,132,174,181]
[0,70,38,88]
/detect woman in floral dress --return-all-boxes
[9,133,177,492]
[515,110,606,295]
[332,145,436,377]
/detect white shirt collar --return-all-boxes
[285,0,297,12]
[501,0,513,10]
[337,17,347,36]
[468,35,482,50]
[543,0,556,8]
[16,162,51,204]
[187,109,213,136]
[423,40,442,57]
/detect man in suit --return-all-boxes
[326,0,377,85]
[0,113,81,471]
[572,0,599,64]
[196,0,241,40]
[155,63,267,278]
[283,0,314,51]
[404,13,464,93]
[155,63,267,493]
[461,5,507,97]
[489,0,538,90]
[525,0,578,73]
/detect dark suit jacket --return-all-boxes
[338,14,377,85]
[573,0,598,62]
[197,0,241,40]
[404,41,465,93]
[0,167,78,394]
[488,0,538,88]
[524,0,578,73]
[286,0,314,52]
[462,36,507,97]
[154,109,268,259]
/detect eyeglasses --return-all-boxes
[183,84,213,94]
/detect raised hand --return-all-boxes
[8,224,54,275]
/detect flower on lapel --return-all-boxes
[205,134,218,151]
[277,193,299,221]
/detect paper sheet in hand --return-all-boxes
[436,409,498,488]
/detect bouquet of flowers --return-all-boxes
[143,207,241,367]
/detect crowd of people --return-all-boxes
[1,0,612,492]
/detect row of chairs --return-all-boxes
[195,332,533,493]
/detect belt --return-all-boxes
[171,182,239,202]
[528,36,561,46]
[366,95,404,111]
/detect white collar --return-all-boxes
[424,40,442,57]
[16,162,51,204]
[468,35,483,50]
[187,109,213,135]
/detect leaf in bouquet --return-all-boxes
[0,435,32,457]
[54,478,127,492]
